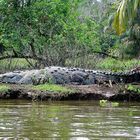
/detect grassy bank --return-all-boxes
[126,84,140,94]
[0,83,140,101]
[0,83,74,94]
[32,84,75,93]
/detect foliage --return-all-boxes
[0,0,101,67]
[32,84,74,93]
[112,0,140,59]
[113,0,140,35]
[80,0,118,53]
[0,0,139,70]
[0,58,36,73]
[0,85,10,93]
[126,84,140,94]
[96,58,140,72]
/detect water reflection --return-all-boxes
[0,100,140,139]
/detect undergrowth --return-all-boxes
[96,58,140,72]
[0,85,10,93]
[126,84,140,94]
[1,57,140,73]
[0,58,36,73]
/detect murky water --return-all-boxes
[0,100,140,140]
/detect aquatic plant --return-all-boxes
[99,100,119,107]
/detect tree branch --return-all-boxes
[92,51,118,59]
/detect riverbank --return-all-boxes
[0,83,140,101]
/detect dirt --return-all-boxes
[0,83,140,102]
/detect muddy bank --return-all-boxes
[0,84,140,102]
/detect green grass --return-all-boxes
[126,84,140,94]
[32,84,74,93]
[96,58,140,72]
[1,57,140,73]
[0,85,10,93]
[66,55,140,71]
[0,58,36,73]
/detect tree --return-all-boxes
[111,0,140,58]
[0,0,101,67]
[113,0,140,35]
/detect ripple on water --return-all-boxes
[0,101,140,139]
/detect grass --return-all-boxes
[32,84,75,93]
[0,85,10,93]
[66,56,140,71]
[0,58,36,73]
[1,57,140,73]
[96,58,140,72]
[126,84,140,94]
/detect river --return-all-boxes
[0,100,140,139]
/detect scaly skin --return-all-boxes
[0,67,140,85]
[94,69,140,84]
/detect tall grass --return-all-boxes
[0,58,36,73]
[1,57,140,73]
[96,58,140,72]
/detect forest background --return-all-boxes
[0,0,140,73]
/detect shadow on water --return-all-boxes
[0,100,140,139]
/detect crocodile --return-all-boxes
[94,69,140,84]
[0,66,140,85]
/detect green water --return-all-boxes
[0,100,140,140]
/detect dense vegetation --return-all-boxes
[0,0,140,72]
